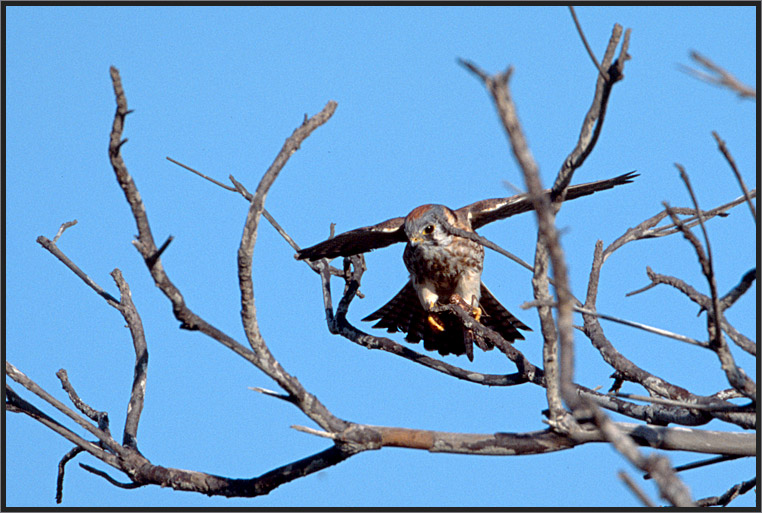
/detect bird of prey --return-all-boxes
[297,172,637,360]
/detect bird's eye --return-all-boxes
[423,224,435,235]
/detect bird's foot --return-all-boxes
[427,313,446,332]
[449,294,482,321]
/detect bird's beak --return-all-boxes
[409,235,423,244]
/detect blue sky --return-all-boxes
[4,5,757,508]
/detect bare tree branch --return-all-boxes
[459,58,567,425]
[619,469,656,507]
[293,421,756,457]
[711,131,756,221]
[586,244,716,404]
[582,406,694,506]
[10,22,755,504]
[637,267,756,356]
[165,156,237,191]
[55,369,110,435]
[36,235,120,307]
[52,219,78,243]
[553,24,629,196]
[612,393,748,412]
[458,24,700,507]
[600,192,755,258]
[37,229,149,451]
[679,50,757,100]
[235,99,349,434]
[572,304,709,348]
[568,6,608,80]
[717,268,757,312]
[111,269,148,449]
[644,454,742,480]
[79,463,145,490]
[694,477,757,507]
[107,67,349,437]
[7,362,125,459]
[663,167,756,401]
[56,446,85,503]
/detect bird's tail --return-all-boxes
[362,281,474,358]
[477,283,531,345]
[363,281,531,360]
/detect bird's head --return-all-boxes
[404,204,456,247]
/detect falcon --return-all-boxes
[297,172,637,360]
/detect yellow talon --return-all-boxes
[472,306,482,322]
[427,314,446,332]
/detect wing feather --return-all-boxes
[464,171,638,230]
[296,216,407,261]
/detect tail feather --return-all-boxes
[478,283,531,344]
[363,281,531,360]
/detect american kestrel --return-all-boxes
[297,172,636,360]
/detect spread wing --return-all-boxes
[296,216,407,261]
[463,171,638,230]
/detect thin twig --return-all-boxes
[229,174,254,200]
[248,386,297,404]
[6,385,66,430]
[52,220,78,243]
[166,156,237,191]
[291,425,336,439]
[670,166,756,401]
[439,218,535,273]
[36,236,120,307]
[146,235,173,269]
[612,393,747,412]
[643,454,742,480]
[619,470,656,507]
[568,6,608,80]
[646,195,755,238]
[79,464,145,489]
[573,305,709,348]
[679,51,756,100]
[6,364,123,465]
[625,282,656,296]
[694,477,757,507]
[634,192,755,241]
[164,158,340,276]
[715,268,756,312]
[55,369,110,433]
[526,298,712,350]
[711,131,756,221]
[164,157,311,260]
[262,209,302,253]
[634,267,756,356]
[56,446,84,503]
